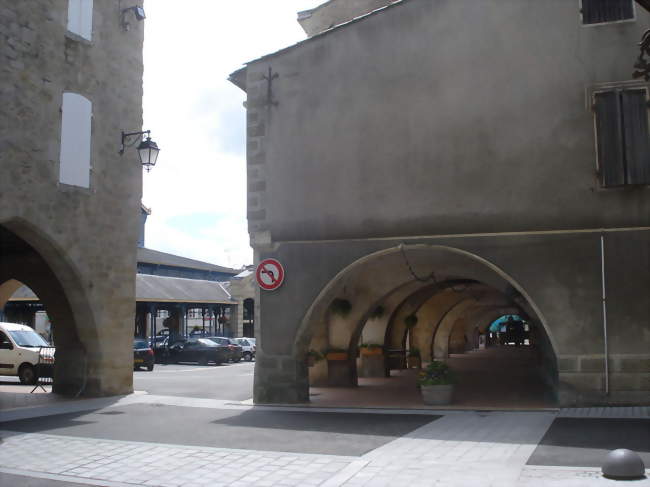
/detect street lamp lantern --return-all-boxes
[136,136,159,171]
[120,130,160,172]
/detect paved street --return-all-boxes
[133,362,255,401]
[1,364,650,486]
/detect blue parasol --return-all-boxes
[489,315,522,333]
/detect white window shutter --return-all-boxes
[59,93,92,188]
[67,0,93,40]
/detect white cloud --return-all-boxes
[142,1,318,268]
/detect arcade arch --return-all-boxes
[0,221,96,395]
[296,244,558,407]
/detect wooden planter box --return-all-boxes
[360,347,383,356]
[326,352,348,361]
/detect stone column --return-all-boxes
[231,303,242,337]
[254,353,310,404]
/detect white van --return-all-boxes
[0,322,53,384]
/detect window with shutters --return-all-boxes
[67,0,93,41]
[593,88,650,187]
[581,0,634,25]
[59,92,92,188]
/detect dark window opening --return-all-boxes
[594,88,650,187]
[582,0,634,24]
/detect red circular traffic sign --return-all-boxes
[256,258,285,291]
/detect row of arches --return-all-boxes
[293,244,558,407]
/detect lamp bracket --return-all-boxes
[119,130,150,155]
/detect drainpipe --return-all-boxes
[600,235,609,396]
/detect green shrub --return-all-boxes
[307,350,324,362]
[368,305,385,319]
[404,314,418,328]
[330,298,352,317]
[417,361,455,386]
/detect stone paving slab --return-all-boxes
[519,466,650,486]
[0,431,361,487]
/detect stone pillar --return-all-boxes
[308,331,329,386]
[231,303,242,337]
[207,306,214,335]
[327,313,356,386]
[254,353,309,404]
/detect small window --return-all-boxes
[593,88,650,187]
[59,93,92,188]
[581,0,634,25]
[67,0,93,40]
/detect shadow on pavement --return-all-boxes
[527,418,650,467]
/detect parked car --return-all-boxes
[133,339,154,371]
[205,337,243,362]
[168,338,229,365]
[0,322,54,385]
[233,337,256,361]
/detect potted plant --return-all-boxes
[325,347,348,361]
[417,360,455,405]
[404,314,418,329]
[368,305,385,319]
[359,343,383,356]
[306,349,324,367]
[407,347,421,368]
[329,298,352,317]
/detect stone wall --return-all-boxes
[0,0,145,396]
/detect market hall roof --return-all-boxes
[137,247,240,275]
[135,274,235,304]
[8,275,235,305]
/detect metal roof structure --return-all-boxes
[137,247,240,275]
[8,275,235,305]
[135,274,235,304]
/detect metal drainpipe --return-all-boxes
[600,235,609,396]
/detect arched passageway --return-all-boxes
[296,244,558,408]
[0,222,97,395]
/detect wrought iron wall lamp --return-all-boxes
[119,130,160,172]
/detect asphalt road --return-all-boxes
[133,361,255,401]
[3,404,438,456]
[527,418,650,467]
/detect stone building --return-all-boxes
[231,0,650,406]
[0,1,146,396]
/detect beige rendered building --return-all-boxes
[232,0,650,407]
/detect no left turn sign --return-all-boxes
[256,258,285,291]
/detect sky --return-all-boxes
[142,1,319,269]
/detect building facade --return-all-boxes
[231,0,650,406]
[0,0,146,396]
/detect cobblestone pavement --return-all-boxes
[1,399,650,486]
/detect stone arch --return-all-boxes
[295,244,558,396]
[0,219,97,395]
